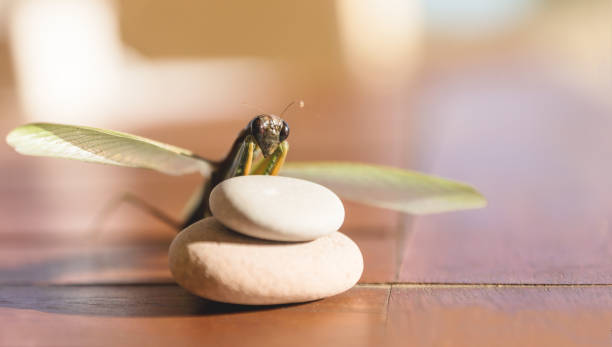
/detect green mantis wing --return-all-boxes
[6,124,486,214]
[280,162,486,214]
[6,123,214,176]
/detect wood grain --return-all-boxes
[0,285,389,347]
[400,62,612,283]
[387,285,612,347]
[0,243,172,285]
[3,284,610,346]
[2,52,611,346]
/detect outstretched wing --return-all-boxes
[6,123,214,177]
[280,162,486,214]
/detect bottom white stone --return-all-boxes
[169,217,363,305]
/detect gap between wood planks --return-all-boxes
[358,282,612,288]
[2,282,612,288]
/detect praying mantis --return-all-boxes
[6,112,486,231]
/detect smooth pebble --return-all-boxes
[169,217,363,305]
[210,175,345,241]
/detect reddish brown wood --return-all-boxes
[400,62,612,283]
[387,285,612,347]
[0,242,172,285]
[0,285,389,347]
[2,53,611,346]
[344,225,399,283]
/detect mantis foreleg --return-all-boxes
[252,141,289,175]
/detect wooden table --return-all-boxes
[1,63,612,346]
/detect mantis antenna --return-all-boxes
[280,101,295,116]
[242,100,304,116]
[280,100,305,116]
[280,100,305,118]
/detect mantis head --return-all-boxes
[247,114,290,157]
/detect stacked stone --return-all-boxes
[168,175,364,305]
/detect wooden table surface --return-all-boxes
[1,62,612,346]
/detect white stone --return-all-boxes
[210,175,345,241]
[169,217,363,305]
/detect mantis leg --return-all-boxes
[243,140,256,175]
[183,135,257,226]
[225,135,256,177]
[252,141,289,175]
[90,192,181,237]
[182,138,286,229]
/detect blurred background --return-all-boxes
[0,0,610,251]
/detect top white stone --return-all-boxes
[210,175,345,241]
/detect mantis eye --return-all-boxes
[279,121,290,142]
[249,116,263,136]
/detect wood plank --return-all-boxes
[387,285,612,347]
[400,63,612,283]
[4,283,610,346]
[0,284,389,347]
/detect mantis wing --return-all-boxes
[6,123,214,177]
[280,162,486,214]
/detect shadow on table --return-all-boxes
[0,283,304,317]
[0,245,307,317]
[0,243,174,285]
